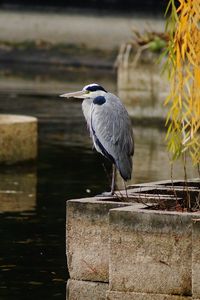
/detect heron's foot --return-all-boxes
[95,191,115,198]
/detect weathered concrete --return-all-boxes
[192,219,200,299]
[66,198,131,282]
[109,205,194,296]
[66,179,200,299]
[67,279,108,300]
[106,291,192,300]
[0,10,164,50]
[117,51,169,120]
[0,114,37,164]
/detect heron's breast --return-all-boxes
[82,99,93,122]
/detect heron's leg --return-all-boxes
[95,164,116,197]
[111,164,116,195]
[123,180,128,199]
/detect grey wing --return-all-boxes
[91,95,134,180]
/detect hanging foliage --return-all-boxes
[164,0,200,166]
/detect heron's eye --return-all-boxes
[85,90,90,94]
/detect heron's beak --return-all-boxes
[60,90,87,99]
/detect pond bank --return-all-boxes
[0,43,116,69]
[0,9,164,50]
[0,8,168,124]
[0,9,164,67]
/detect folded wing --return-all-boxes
[90,94,134,180]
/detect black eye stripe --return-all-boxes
[85,85,107,92]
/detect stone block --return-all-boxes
[106,291,191,300]
[0,114,37,164]
[109,205,193,296]
[67,279,108,300]
[192,219,200,298]
[66,198,131,282]
[117,54,169,120]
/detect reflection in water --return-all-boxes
[0,63,116,96]
[130,127,198,184]
[117,126,198,187]
[0,166,36,212]
[0,69,198,300]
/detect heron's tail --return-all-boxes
[116,155,132,181]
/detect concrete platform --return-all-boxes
[192,220,200,298]
[66,179,200,299]
[106,291,192,300]
[67,279,108,300]
[0,9,164,50]
[117,50,169,120]
[66,197,131,282]
[109,205,193,295]
[0,114,37,164]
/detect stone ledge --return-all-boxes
[117,51,168,121]
[66,197,132,282]
[66,179,200,298]
[192,219,200,298]
[106,291,192,300]
[0,114,37,164]
[109,204,197,295]
[67,279,108,300]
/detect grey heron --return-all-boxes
[60,83,134,195]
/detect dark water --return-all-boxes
[0,92,111,300]
[0,68,198,300]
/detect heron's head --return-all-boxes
[60,83,107,99]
